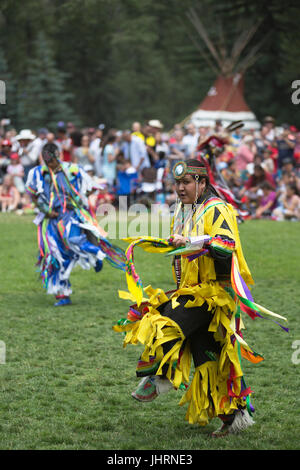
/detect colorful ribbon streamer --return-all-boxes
[122,236,174,306]
[122,236,288,334]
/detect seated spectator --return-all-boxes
[6,152,25,194]
[3,128,17,149]
[80,164,112,212]
[93,180,115,210]
[245,154,264,177]
[56,124,73,162]
[15,129,36,178]
[0,174,21,212]
[214,119,223,134]
[235,134,257,177]
[73,134,95,169]
[252,181,277,219]
[152,134,169,197]
[182,123,199,158]
[30,128,48,164]
[275,157,297,183]
[116,155,138,201]
[239,164,275,214]
[265,145,279,174]
[69,129,83,150]
[261,116,276,143]
[241,164,275,192]
[89,126,103,177]
[276,171,290,201]
[165,181,177,206]
[272,183,300,221]
[153,132,169,169]
[136,166,157,206]
[0,138,12,158]
[294,132,300,167]
[261,149,275,175]
[229,127,243,151]
[143,122,160,166]
[121,131,150,172]
[219,160,241,197]
[46,132,56,144]
[83,163,105,192]
[275,124,295,169]
[131,121,145,141]
[168,129,188,168]
[0,138,12,180]
[66,122,76,135]
[101,134,118,187]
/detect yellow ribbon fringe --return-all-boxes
[114,282,254,425]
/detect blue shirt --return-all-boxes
[117,168,138,195]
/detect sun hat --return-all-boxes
[263,116,275,123]
[38,128,48,135]
[148,119,164,129]
[16,129,35,141]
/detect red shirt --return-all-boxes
[57,138,72,162]
[245,171,275,189]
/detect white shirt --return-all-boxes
[129,135,150,171]
[89,138,102,176]
[182,133,200,156]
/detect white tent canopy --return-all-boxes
[190,109,260,130]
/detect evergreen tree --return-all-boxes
[0,47,17,124]
[0,0,299,129]
[52,0,115,128]
[17,32,78,130]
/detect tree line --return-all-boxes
[0,0,299,131]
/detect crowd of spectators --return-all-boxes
[0,115,300,221]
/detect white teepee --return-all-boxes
[184,7,265,130]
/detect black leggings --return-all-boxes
[157,295,221,369]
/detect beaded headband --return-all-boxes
[172,161,207,180]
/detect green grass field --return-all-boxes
[0,213,299,450]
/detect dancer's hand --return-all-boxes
[47,210,59,219]
[171,234,189,248]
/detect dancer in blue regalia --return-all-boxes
[26,142,125,306]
